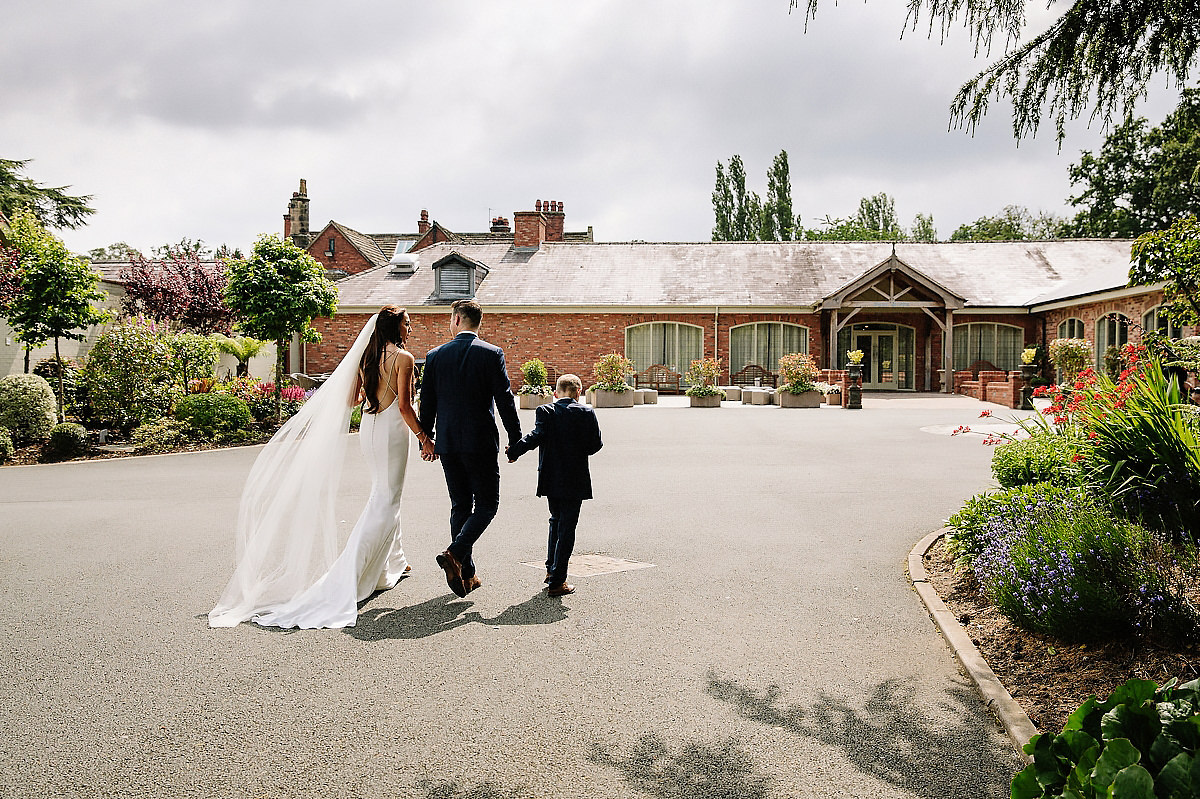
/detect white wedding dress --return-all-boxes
[248,400,411,629]
[209,314,412,630]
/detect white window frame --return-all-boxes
[1057,318,1085,340]
[1095,313,1130,370]
[624,322,705,376]
[728,322,809,377]
[952,322,1025,371]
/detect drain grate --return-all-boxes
[520,553,656,578]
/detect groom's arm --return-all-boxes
[491,349,522,448]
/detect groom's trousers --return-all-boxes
[440,451,500,579]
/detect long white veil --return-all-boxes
[208,314,379,627]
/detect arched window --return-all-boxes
[1057,318,1085,340]
[1142,306,1181,339]
[952,323,1025,370]
[624,322,703,375]
[1095,313,1130,370]
[729,323,808,376]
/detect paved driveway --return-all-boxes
[1,395,1027,798]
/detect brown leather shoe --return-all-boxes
[548,582,575,597]
[462,576,482,595]
[436,550,466,598]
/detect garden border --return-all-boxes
[908,527,1038,763]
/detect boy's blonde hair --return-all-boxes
[556,374,583,397]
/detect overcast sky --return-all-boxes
[3,1,1184,255]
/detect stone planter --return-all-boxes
[519,393,552,409]
[778,389,822,408]
[720,386,741,402]
[688,394,722,408]
[746,389,771,405]
[824,392,841,405]
[592,388,635,408]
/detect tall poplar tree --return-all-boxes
[765,150,795,241]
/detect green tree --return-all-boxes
[949,205,1066,241]
[764,150,795,241]
[728,155,759,240]
[87,242,143,261]
[0,158,94,229]
[853,192,903,238]
[793,1,1199,142]
[1067,89,1200,238]
[1129,216,1200,329]
[213,334,269,378]
[910,213,938,242]
[5,210,109,419]
[711,161,735,241]
[224,234,338,417]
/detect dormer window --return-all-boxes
[432,252,489,301]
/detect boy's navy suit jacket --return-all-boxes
[508,398,603,500]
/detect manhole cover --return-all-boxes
[520,553,656,578]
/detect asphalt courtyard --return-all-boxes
[1,394,1030,799]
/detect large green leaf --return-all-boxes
[1109,764,1154,799]
[1103,704,1163,752]
[1155,752,1193,799]
[1093,739,1142,790]
[1011,764,1044,799]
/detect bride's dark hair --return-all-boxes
[360,305,408,414]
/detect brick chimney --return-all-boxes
[490,215,511,233]
[284,178,310,247]
[513,200,547,248]
[417,209,430,235]
[545,200,565,242]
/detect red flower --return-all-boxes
[978,409,992,417]
[1071,454,1085,463]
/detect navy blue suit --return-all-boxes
[507,397,603,584]
[419,332,522,579]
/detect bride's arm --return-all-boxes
[394,350,431,447]
[351,370,365,407]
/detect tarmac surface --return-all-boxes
[1,394,1030,798]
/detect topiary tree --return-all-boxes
[83,318,176,430]
[0,374,58,443]
[4,210,109,418]
[224,234,338,418]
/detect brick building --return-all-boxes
[288,186,1188,393]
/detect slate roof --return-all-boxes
[331,239,1138,310]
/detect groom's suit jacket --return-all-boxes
[507,398,603,500]
[419,331,521,455]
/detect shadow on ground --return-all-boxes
[588,733,772,799]
[346,592,568,641]
[706,672,1018,799]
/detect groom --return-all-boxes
[419,299,522,598]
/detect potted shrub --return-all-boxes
[1048,337,1091,383]
[684,357,725,408]
[777,353,822,408]
[518,358,554,409]
[591,353,635,408]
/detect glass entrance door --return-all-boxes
[854,332,899,390]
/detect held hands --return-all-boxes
[418,432,438,461]
[505,445,516,463]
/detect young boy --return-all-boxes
[506,374,603,596]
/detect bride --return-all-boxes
[208,305,430,629]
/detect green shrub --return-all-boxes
[84,319,177,428]
[33,357,80,412]
[168,332,218,390]
[350,405,362,431]
[951,483,1198,642]
[1075,358,1200,540]
[47,422,89,458]
[131,418,189,453]
[0,374,58,443]
[0,427,13,461]
[1012,678,1200,799]
[990,433,1081,488]
[173,393,252,438]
